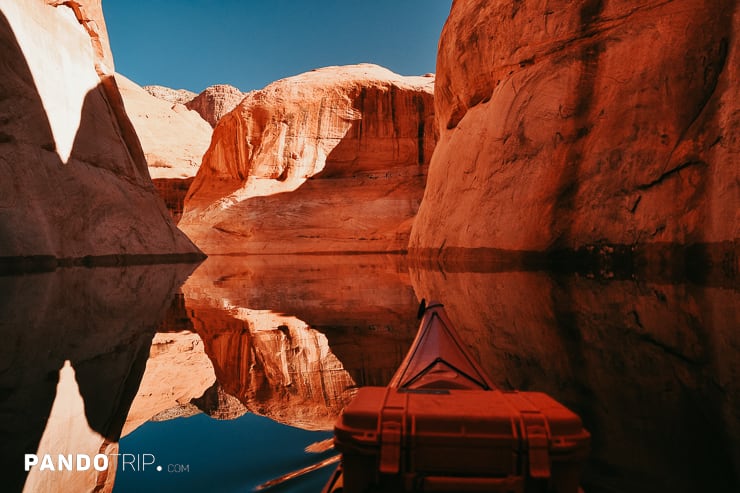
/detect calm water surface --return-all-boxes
[0,254,737,492]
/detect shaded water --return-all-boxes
[0,254,737,492]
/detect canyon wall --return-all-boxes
[410,0,739,257]
[0,0,201,263]
[180,64,436,254]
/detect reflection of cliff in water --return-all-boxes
[410,261,739,493]
[183,255,417,429]
[0,263,195,493]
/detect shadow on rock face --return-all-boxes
[0,6,200,267]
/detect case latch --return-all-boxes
[522,411,551,479]
[378,390,407,475]
[379,417,402,474]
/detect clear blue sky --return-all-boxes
[103,0,452,93]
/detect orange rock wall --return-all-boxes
[180,64,436,254]
[410,0,739,253]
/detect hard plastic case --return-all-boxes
[335,386,590,492]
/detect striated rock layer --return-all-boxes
[410,0,739,257]
[0,0,201,263]
[180,64,436,254]
[186,84,245,127]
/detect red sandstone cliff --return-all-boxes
[118,75,213,222]
[409,0,739,255]
[0,1,201,261]
[180,64,436,254]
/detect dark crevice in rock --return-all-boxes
[634,331,703,366]
[635,160,706,191]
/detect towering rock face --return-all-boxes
[410,0,739,256]
[180,64,436,254]
[143,85,197,105]
[186,84,245,127]
[0,0,201,262]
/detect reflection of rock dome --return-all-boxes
[193,307,357,431]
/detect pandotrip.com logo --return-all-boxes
[24,453,190,473]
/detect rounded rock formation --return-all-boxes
[180,64,436,254]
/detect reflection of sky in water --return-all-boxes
[114,413,334,493]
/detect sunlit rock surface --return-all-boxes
[410,0,740,255]
[0,1,200,261]
[186,84,245,127]
[116,73,212,180]
[410,263,740,493]
[180,64,436,254]
[45,0,114,73]
[0,263,195,492]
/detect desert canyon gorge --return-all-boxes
[0,1,738,493]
